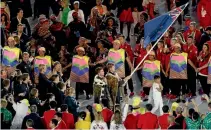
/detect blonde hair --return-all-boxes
[1,99,8,108]
[65,87,75,96]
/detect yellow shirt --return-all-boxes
[75,120,91,130]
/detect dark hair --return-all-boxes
[192,112,199,120]
[188,108,195,117]
[1,13,8,25]
[162,105,169,113]
[49,101,57,109]
[79,111,86,120]
[146,104,153,111]
[55,112,62,118]
[50,74,59,81]
[205,26,211,31]
[51,119,58,126]
[208,102,211,109]
[61,104,68,112]
[154,75,160,80]
[30,105,37,113]
[95,67,103,74]
[101,98,109,108]
[3,79,10,87]
[17,8,23,14]
[57,82,65,90]
[159,40,164,44]
[86,105,95,122]
[26,119,34,127]
[22,73,29,81]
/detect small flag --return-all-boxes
[144,3,188,47]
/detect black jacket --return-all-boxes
[13,31,30,52]
[21,113,44,129]
[10,17,31,36]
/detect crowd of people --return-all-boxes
[1,0,211,129]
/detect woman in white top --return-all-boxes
[91,104,108,130]
[110,110,126,130]
[67,1,85,24]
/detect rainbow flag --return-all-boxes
[34,56,52,75]
[108,48,125,78]
[142,60,160,87]
[207,57,211,84]
[170,52,187,79]
[2,46,20,67]
[70,55,89,83]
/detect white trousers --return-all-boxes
[151,98,164,116]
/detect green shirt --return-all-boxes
[185,117,201,129]
[1,108,12,122]
[61,7,70,25]
[202,112,211,129]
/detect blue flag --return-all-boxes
[144,3,188,47]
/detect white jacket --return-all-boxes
[90,121,108,130]
[67,9,85,24]
[110,121,126,130]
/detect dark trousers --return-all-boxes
[161,72,170,95]
[198,75,210,97]
[76,82,90,99]
[187,64,197,96]
[170,79,187,96]
[143,87,150,95]
[125,63,134,94]
[166,0,171,11]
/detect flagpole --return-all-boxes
[127,3,189,80]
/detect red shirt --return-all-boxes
[198,51,210,75]
[124,113,140,129]
[197,0,211,28]
[62,112,75,129]
[183,29,202,44]
[43,109,56,129]
[134,44,147,66]
[56,120,67,129]
[158,113,170,129]
[120,43,134,62]
[182,44,198,65]
[156,48,166,68]
[137,112,159,129]
[102,108,113,123]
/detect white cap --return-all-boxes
[74,1,79,5]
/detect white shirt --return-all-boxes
[67,9,85,24]
[110,121,126,130]
[152,82,162,99]
[90,121,108,130]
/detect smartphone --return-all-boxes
[165,44,167,48]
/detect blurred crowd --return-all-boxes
[1,0,211,129]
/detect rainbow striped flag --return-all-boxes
[70,55,89,83]
[34,56,52,75]
[170,52,187,79]
[2,46,21,67]
[108,48,125,78]
[207,57,211,84]
[142,60,160,87]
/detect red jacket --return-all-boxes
[120,43,134,62]
[197,0,211,28]
[183,29,201,45]
[56,120,67,129]
[102,108,113,123]
[134,44,147,66]
[156,48,166,68]
[182,44,198,66]
[158,113,170,129]
[137,112,159,129]
[62,112,75,129]
[198,51,210,75]
[124,113,141,129]
[43,109,56,129]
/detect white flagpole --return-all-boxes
[127,3,189,80]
